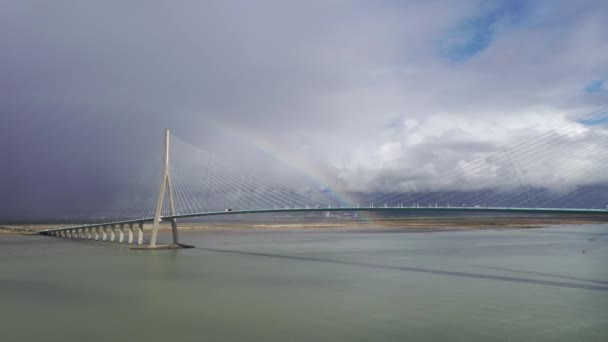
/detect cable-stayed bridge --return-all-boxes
[40,107,608,248]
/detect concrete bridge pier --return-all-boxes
[138,222,144,245]
[108,225,115,242]
[127,223,134,244]
[118,224,125,244]
[86,228,92,240]
[94,227,100,241]
[102,225,108,241]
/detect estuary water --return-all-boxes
[1,224,607,341]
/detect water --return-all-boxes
[1,224,607,341]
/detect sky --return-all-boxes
[1,0,608,218]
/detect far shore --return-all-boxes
[2,216,607,235]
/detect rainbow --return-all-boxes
[208,121,357,208]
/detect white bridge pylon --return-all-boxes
[146,129,189,249]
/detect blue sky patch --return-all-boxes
[578,112,608,126]
[440,0,529,62]
[585,80,604,93]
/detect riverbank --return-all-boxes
[2,216,607,235]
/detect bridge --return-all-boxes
[39,206,608,244]
[40,108,608,248]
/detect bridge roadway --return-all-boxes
[39,206,608,244]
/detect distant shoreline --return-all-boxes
[2,216,607,235]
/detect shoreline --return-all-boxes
[2,216,607,235]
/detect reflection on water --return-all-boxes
[1,224,607,341]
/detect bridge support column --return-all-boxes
[94,227,100,241]
[118,224,125,244]
[109,225,116,243]
[102,226,108,241]
[128,223,134,245]
[137,222,144,245]
[86,228,92,240]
